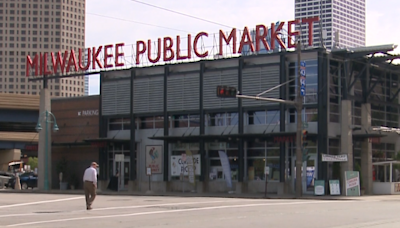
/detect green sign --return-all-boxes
[329,180,341,195]
[345,171,360,196]
[314,180,325,196]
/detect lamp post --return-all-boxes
[35,110,59,191]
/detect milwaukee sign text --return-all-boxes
[26,17,319,77]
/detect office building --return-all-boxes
[0,0,86,97]
[295,0,366,49]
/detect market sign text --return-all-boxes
[26,17,319,77]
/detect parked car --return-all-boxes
[8,172,38,189]
[0,171,15,188]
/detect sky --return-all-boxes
[86,0,400,95]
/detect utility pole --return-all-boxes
[295,40,303,198]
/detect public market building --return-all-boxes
[93,43,400,195]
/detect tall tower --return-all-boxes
[0,0,86,97]
[294,0,366,49]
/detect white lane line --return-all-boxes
[0,197,84,209]
[0,199,285,218]
[6,200,346,227]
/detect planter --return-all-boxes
[60,182,68,190]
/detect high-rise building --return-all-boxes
[294,0,366,49]
[0,0,86,97]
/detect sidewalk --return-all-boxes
[0,188,374,201]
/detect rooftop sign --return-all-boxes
[26,16,319,77]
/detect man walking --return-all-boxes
[83,162,99,210]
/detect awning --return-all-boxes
[148,132,318,143]
[83,138,131,143]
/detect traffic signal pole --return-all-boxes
[295,40,303,198]
[216,40,304,198]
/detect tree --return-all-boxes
[28,157,38,170]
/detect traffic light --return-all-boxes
[216,85,237,98]
[302,130,308,147]
[301,130,309,162]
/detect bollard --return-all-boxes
[14,175,21,190]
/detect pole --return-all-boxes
[44,111,49,191]
[295,40,303,198]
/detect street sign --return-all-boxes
[115,154,124,162]
[146,167,152,176]
[300,61,306,96]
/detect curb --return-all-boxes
[0,189,360,201]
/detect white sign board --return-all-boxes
[322,154,348,162]
[146,167,152,176]
[264,166,270,175]
[115,154,124,162]
[329,180,341,195]
[170,154,201,176]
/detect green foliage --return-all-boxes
[28,157,38,170]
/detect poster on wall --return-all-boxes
[170,154,201,176]
[218,151,232,189]
[345,171,360,196]
[145,145,163,174]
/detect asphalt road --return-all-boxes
[1,193,400,228]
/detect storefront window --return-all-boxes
[109,118,130,131]
[247,141,280,181]
[170,143,200,181]
[208,142,239,181]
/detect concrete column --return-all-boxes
[38,88,51,191]
[340,100,353,194]
[361,103,373,194]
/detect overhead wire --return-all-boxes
[86,12,192,33]
[129,0,234,29]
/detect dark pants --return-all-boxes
[84,181,96,208]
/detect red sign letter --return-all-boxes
[238,26,254,53]
[255,24,271,51]
[194,32,208,58]
[26,54,39,77]
[287,19,300,49]
[78,48,91,71]
[148,39,161,63]
[163,37,175,62]
[177,35,192,60]
[301,16,320,46]
[219,28,237,55]
[51,51,68,74]
[92,46,104,69]
[136,40,146,65]
[104,44,113,68]
[115,43,125,67]
[270,22,286,50]
[66,49,79,73]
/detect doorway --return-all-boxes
[113,157,130,191]
[291,155,317,194]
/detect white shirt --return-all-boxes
[83,167,97,184]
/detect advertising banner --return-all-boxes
[218,151,232,188]
[170,154,201,176]
[306,167,315,191]
[345,171,360,196]
[145,145,163,174]
[322,154,348,162]
[186,150,196,184]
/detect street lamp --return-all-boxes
[35,110,59,191]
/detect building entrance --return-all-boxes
[113,156,130,191]
[291,155,317,194]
